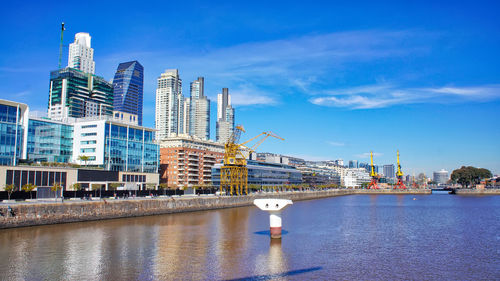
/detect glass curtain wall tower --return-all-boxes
[112,61,144,125]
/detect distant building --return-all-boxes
[433,169,449,184]
[212,160,302,187]
[112,61,144,125]
[0,99,29,166]
[343,168,371,188]
[348,160,358,168]
[160,135,224,187]
[216,88,234,143]
[383,164,395,179]
[155,69,183,139]
[48,68,113,120]
[68,32,95,74]
[188,77,210,140]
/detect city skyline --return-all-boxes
[1,1,499,176]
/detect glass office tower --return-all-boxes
[27,118,73,163]
[112,61,144,125]
[0,100,29,166]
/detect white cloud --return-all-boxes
[101,29,431,107]
[326,141,345,146]
[310,84,500,109]
[356,152,383,158]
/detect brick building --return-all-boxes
[160,135,224,187]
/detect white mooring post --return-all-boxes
[253,199,293,239]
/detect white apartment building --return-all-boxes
[343,168,371,188]
[155,69,183,140]
[68,32,95,74]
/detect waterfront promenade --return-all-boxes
[1,188,498,229]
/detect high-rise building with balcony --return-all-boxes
[159,135,224,187]
[188,77,210,140]
[155,69,183,140]
[48,68,113,120]
[216,88,234,143]
[112,61,144,125]
[68,32,95,74]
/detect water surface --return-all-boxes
[0,194,499,280]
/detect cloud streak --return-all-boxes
[356,152,383,159]
[100,29,433,107]
[310,84,500,109]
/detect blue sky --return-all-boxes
[1,0,499,176]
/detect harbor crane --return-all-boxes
[220,125,284,196]
[394,150,407,189]
[368,151,379,189]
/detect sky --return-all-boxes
[1,0,499,176]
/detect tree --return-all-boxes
[78,155,90,167]
[91,184,101,198]
[71,183,81,198]
[51,183,62,200]
[21,183,36,199]
[158,183,168,195]
[451,166,492,188]
[5,184,16,201]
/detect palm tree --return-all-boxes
[78,155,90,167]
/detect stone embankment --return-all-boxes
[454,189,500,195]
[1,189,430,229]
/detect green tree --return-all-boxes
[158,183,168,195]
[5,184,16,201]
[71,183,81,198]
[51,183,62,200]
[78,155,90,167]
[91,184,101,198]
[451,166,493,188]
[21,183,37,199]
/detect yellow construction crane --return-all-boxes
[220,125,284,196]
[394,150,407,189]
[368,151,379,189]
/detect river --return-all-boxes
[0,194,499,280]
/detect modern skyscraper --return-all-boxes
[112,61,144,125]
[383,164,395,179]
[68,32,95,74]
[188,77,210,140]
[216,88,234,143]
[48,68,113,119]
[155,69,183,140]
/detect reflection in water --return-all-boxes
[0,195,499,280]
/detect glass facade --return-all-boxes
[104,123,158,173]
[48,67,113,118]
[113,61,144,125]
[27,118,73,163]
[212,160,302,187]
[0,103,24,166]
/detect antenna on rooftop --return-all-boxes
[58,22,65,69]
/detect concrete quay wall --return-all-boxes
[0,189,430,229]
[454,189,500,195]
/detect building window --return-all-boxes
[82,132,97,137]
[81,124,97,129]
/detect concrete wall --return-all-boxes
[0,189,431,229]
